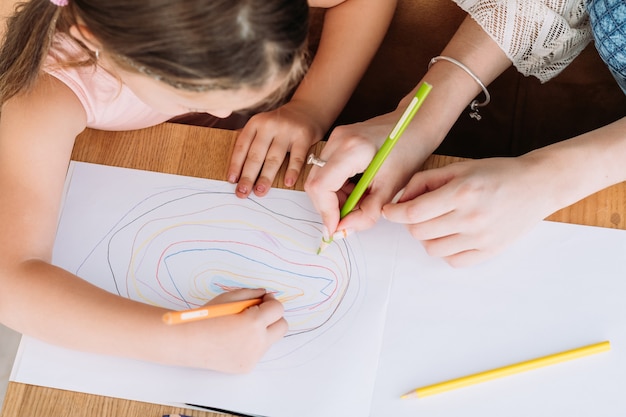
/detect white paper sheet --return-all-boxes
[11,162,626,416]
[370,221,626,416]
[12,162,396,417]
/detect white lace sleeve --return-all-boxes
[452,0,593,82]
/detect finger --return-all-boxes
[228,124,257,183]
[247,293,285,326]
[338,181,394,233]
[305,161,367,235]
[388,166,459,221]
[252,176,273,197]
[236,151,269,198]
[396,167,458,203]
[260,293,288,339]
[306,184,341,236]
[440,237,511,268]
[337,208,378,235]
[382,180,458,225]
[283,141,310,188]
[419,227,488,260]
[403,210,464,241]
[442,249,493,268]
[235,176,255,198]
[253,140,289,196]
[207,288,267,305]
[420,233,468,259]
[266,317,289,342]
[236,133,277,198]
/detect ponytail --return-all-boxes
[0,0,61,105]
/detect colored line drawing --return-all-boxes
[56,165,366,366]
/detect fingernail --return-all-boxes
[331,228,353,241]
[320,225,328,240]
[391,187,406,204]
[227,174,237,183]
[255,184,266,194]
[237,185,248,195]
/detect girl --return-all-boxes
[0,0,318,373]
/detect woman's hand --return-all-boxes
[305,110,429,238]
[382,155,556,267]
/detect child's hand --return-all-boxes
[173,288,287,373]
[382,156,555,268]
[227,101,325,198]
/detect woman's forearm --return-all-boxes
[392,15,513,163]
[522,116,626,214]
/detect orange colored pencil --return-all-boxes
[162,298,262,325]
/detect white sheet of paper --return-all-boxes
[11,162,626,416]
[371,221,626,416]
[11,162,396,417]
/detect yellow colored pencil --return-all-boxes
[401,341,611,399]
[162,298,262,325]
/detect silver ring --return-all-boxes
[307,153,326,167]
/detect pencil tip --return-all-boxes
[401,391,418,400]
[316,236,333,255]
[317,239,332,255]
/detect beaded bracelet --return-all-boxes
[428,55,491,121]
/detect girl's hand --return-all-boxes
[227,101,325,198]
[382,156,555,268]
[176,288,287,373]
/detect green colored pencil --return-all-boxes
[339,82,432,218]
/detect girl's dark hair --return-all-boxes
[0,0,309,105]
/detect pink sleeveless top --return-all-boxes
[44,34,171,131]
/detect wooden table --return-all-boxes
[2,122,625,417]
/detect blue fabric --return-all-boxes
[588,0,626,95]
